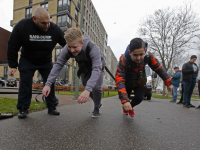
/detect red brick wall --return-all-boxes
[0,27,11,62]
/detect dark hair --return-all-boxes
[190,55,197,59]
[174,67,179,69]
[129,38,145,52]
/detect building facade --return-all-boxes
[0,27,11,79]
[104,46,118,88]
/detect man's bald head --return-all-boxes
[33,6,50,19]
[32,7,50,32]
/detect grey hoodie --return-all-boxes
[45,35,102,92]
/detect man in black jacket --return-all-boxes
[182,55,198,108]
[7,7,66,119]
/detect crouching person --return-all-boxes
[42,27,104,118]
[115,38,173,117]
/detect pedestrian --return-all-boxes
[115,38,173,117]
[177,80,184,104]
[195,69,200,109]
[7,7,66,119]
[42,27,105,118]
[182,55,198,108]
[170,67,181,103]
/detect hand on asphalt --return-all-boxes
[167,85,173,92]
[123,102,132,111]
[42,85,51,97]
[9,68,17,77]
[78,90,90,104]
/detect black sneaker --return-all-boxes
[18,107,28,119]
[189,104,195,108]
[177,101,183,104]
[48,106,60,115]
[184,104,190,108]
[92,107,100,118]
[195,105,200,109]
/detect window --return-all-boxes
[29,0,32,4]
[75,9,78,22]
[26,7,32,18]
[77,0,81,9]
[41,3,48,11]
[58,0,70,12]
[4,67,8,76]
[57,14,71,28]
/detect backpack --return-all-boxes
[77,41,106,78]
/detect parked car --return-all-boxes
[0,78,5,87]
[6,77,17,87]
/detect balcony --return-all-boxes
[58,5,70,12]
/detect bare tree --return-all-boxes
[138,3,200,95]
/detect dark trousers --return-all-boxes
[81,71,104,108]
[179,84,184,102]
[126,87,144,107]
[17,57,57,110]
[183,79,196,105]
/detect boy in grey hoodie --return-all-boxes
[42,27,104,117]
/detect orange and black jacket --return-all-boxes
[115,50,171,104]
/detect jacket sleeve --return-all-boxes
[147,52,171,86]
[182,63,193,74]
[172,72,181,79]
[115,55,130,104]
[7,23,23,68]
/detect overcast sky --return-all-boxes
[0,0,199,59]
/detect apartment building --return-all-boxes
[0,27,11,78]
[79,0,108,57]
[11,0,81,83]
[104,46,118,88]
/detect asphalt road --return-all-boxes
[0,96,200,150]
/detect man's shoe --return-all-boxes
[177,101,183,104]
[189,104,195,108]
[128,109,135,117]
[18,107,28,119]
[184,104,190,108]
[48,106,60,115]
[195,105,200,109]
[92,107,100,118]
[123,108,129,115]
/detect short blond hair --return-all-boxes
[64,27,83,43]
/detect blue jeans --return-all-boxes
[183,79,196,105]
[172,86,178,101]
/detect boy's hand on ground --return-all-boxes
[123,102,132,111]
[42,85,51,97]
[167,85,173,91]
[78,90,90,104]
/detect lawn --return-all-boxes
[0,97,46,115]
[152,93,200,101]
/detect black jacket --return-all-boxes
[7,17,66,68]
[182,61,198,81]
